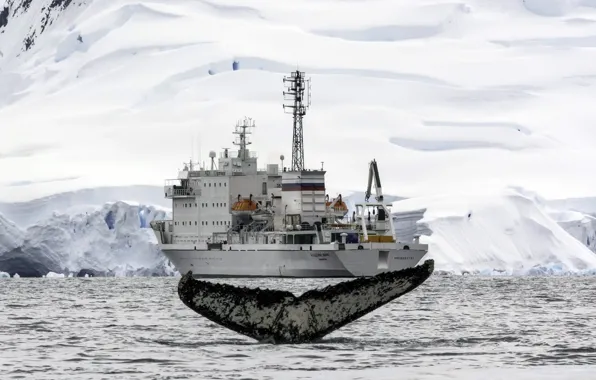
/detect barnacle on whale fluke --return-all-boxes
[178,259,434,344]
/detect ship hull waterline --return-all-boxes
[161,246,427,278]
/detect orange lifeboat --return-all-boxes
[326,194,349,218]
[231,194,257,215]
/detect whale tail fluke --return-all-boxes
[178,259,434,344]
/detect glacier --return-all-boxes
[2,0,596,276]
[0,186,595,277]
[0,191,177,277]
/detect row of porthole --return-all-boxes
[204,182,227,187]
[176,202,228,208]
[201,202,227,208]
[174,221,231,226]
[177,203,197,208]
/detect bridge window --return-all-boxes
[195,203,197,207]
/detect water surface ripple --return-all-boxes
[1,276,596,379]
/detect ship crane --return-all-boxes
[364,159,384,203]
[358,158,395,242]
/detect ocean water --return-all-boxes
[1,275,596,379]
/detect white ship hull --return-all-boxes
[161,243,427,278]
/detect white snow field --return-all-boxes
[392,187,596,275]
[2,0,596,275]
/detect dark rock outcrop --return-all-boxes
[178,259,434,344]
[0,7,9,29]
[1,0,86,52]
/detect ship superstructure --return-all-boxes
[151,71,428,277]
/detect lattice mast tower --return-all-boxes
[283,70,311,171]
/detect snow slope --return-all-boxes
[2,0,596,201]
[2,0,596,276]
[391,187,596,275]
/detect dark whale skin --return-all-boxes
[178,259,434,344]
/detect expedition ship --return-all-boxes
[150,71,428,277]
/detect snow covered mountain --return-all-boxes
[2,0,596,276]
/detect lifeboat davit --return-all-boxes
[252,208,273,222]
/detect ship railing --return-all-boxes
[280,223,358,232]
[164,185,201,198]
[241,221,271,236]
[211,232,230,244]
[219,151,257,159]
[223,220,274,243]
[320,222,388,232]
[200,170,227,177]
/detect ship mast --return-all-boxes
[233,117,255,161]
[283,70,311,171]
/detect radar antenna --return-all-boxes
[283,70,311,171]
[233,117,255,161]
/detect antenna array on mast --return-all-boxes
[233,117,255,160]
[283,70,311,171]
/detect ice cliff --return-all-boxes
[0,200,176,277]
